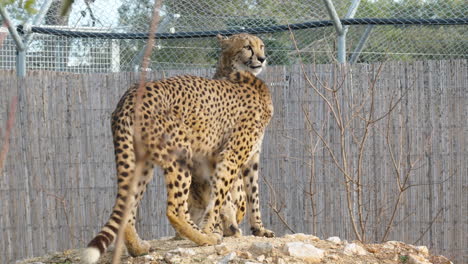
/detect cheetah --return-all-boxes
[82,33,274,264]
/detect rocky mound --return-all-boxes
[18,234,452,264]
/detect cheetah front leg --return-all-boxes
[243,150,275,238]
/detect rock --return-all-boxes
[256,254,265,262]
[217,252,236,264]
[414,246,429,256]
[215,244,230,255]
[429,255,453,264]
[165,248,196,263]
[250,242,274,255]
[164,252,182,264]
[283,242,324,263]
[276,257,286,264]
[343,243,368,256]
[408,254,431,264]
[283,233,319,241]
[168,247,196,257]
[326,236,341,244]
[382,240,401,249]
[237,250,253,259]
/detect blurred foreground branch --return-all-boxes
[0,97,17,172]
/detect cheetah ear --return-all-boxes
[216,34,229,41]
[217,34,230,48]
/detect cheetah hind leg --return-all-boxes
[124,222,151,256]
[123,162,154,256]
[243,152,275,238]
[220,194,242,237]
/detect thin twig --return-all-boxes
[412,207,444,245]
[0,97,17,172]
[111,1,162,263]
[262,176,296,233]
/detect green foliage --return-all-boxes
[116,0,467,68]
[118,0,154,32]
[399,255,409,263]
[0,0,37,14]
[60,0,74,16]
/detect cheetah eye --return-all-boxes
[244,45,252,50]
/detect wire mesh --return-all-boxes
[0,0,467,73]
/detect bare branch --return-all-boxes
[111,1,163,263]
[286,26,342,127]
[412,207,444,245]
[262,176,296,233]
[0,97,17,172]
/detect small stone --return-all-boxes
[283,242,324,263]
[217,252,236,264]
[283,233,317,241]
[429,255,453,264]
[168,247,196,257]
[382,241,401,249]
[215,244,230,255]
[250,242,274,255]
[343,243,368,256]
[164,252,182,264]
[143,255,155,261]
[257,254,265,262]
[415,246,429,256]
[408,254,431,264]
[276,258,286,264]
[326,236,341,244]
[292,233,308,240]
[327,255,339,260]
[237,251,253,259]
[245,262,263,264]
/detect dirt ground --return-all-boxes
[18,234,452,264]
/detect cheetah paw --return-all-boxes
[224,224,242,237]
[202,232,223,245]
[251,227,275,238]
[127,239,151,257]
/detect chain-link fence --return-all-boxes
[0,0,467,73]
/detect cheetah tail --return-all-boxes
[81,246,101,264]
[81,228,115,264]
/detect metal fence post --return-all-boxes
[0,5,26,77]
[23,0,54,45]
[340,0,361,63]
[349,25,374,64]
[323,0,361,63]
[322,0,343,33]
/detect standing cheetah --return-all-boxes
[82,33,274,264]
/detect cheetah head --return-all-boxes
[216,33,266,77]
